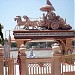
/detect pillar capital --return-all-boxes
[19,44,26,56]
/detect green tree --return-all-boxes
[0,23,4,45]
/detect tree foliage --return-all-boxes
[0,23,4,45]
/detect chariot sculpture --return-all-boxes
[14,0,72,30]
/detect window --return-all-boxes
[25,40,59,50]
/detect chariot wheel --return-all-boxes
[51,22,59,30]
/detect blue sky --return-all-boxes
[0,0,74,38]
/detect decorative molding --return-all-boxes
[14,32,74,37]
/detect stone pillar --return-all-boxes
[52,56,61,75]
[20,56,28,75]
[0,44,4,75]
[51,43,62,75]
[18,44,27,75]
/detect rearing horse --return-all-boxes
[14,16,26,29]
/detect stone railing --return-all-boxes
[19,54,75,75]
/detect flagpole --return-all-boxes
[8,30,11,58]
[8,30,11,45]
[5,30,12,58]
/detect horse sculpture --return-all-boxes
[23,15,38,29]
[14,16,26,29]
